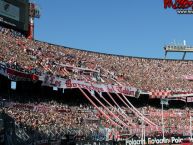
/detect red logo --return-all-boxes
[164,0,193,14]
[164,0,193,9]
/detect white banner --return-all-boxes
[126,137,192,145]
[42,75,137,97]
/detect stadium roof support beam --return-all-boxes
[164,51,168,59]
[182,52,186,60]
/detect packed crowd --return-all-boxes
[3,100,193,141]
[5,101,100,141]
[1,27,193,93]
[142,106,192,136]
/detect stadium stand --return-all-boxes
[0,26,193,145]
[1,25,193,93]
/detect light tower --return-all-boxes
[27,2,40,40]
[164,41,193,60]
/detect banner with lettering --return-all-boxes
[41,75,137,97]
[126,136,192,145]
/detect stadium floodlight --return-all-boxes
[164,41,193,60]
[184,40,186,46]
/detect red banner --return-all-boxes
[7,68,38,81]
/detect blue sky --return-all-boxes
[34,0,193,59]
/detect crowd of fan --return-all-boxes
[1,27,193,92]
[5,101,101,141]
[3,100,193,141]
[142,106,191,136]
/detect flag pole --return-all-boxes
[190,112,192,141]
[162,102,165,142]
